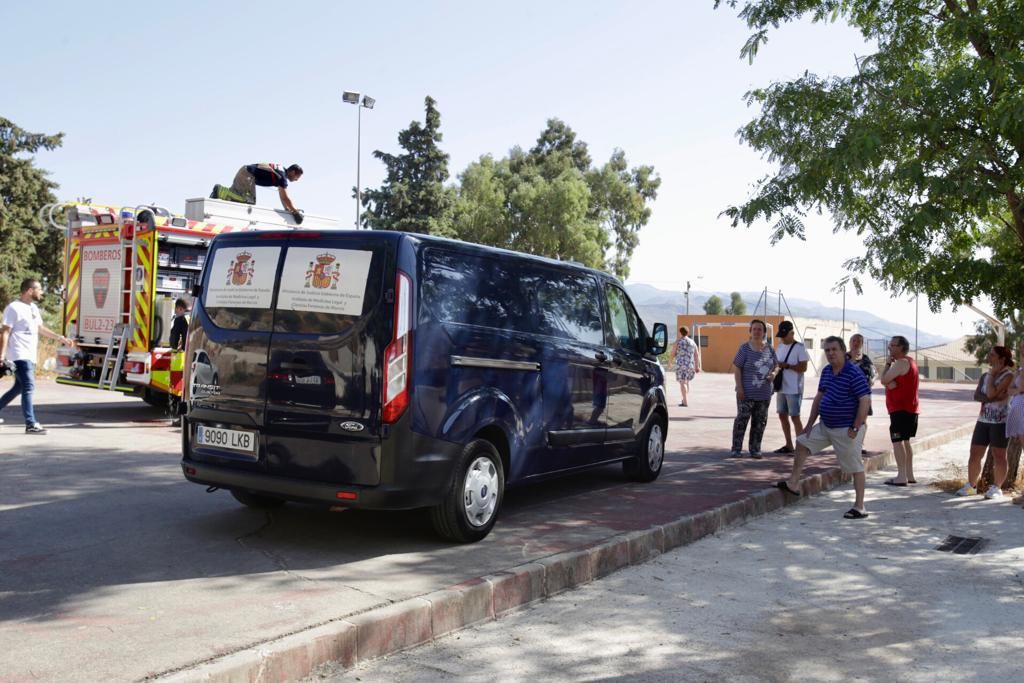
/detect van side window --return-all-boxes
[604,285,643,353]
[421,250,527,331]
[519,269,604,346]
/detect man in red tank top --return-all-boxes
[881,335,919,485]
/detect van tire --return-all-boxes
[623,416,666,482]
[230,489,286,509]
[431,439,505,543]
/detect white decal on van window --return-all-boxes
[205,246,281,309]
[278,248,373,316]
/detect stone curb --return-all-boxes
[156,422,974,683]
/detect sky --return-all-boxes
[3,0,990,341]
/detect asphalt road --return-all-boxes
[311,435,1024,683]
[0,374,979,682]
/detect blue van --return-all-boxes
[181,231,668,542]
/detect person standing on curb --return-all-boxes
[957,345,1015,499]
[777,336,871,519]
[848,333,878,453]
[673,326,700,407]
[0,278,75,434]
[881,335,919,486]
[773,320,809,454]
[730,319,778,459]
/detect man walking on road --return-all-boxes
[881,335,919,486]
[211,163,304,224]
[0,278,74,434]
[773,320,809,454]
[777,336,872,518]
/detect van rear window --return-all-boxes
[273,245,382,335]
[203,245,282,331]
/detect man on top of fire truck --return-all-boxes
[211,163,304,224]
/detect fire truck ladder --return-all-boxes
[98,323,131,390]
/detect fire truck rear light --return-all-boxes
[58,356,72,367]
[336,491,357,501]
[125,361,147,374]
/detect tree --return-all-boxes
[725,291,747,315]
[0,117,63,309]
[453,119,659,279]
[716,1,1024,321]
[703,295,724,315]
[362,96,455,236]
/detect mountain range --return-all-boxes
[625,284,950,349]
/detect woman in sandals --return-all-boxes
[673,326,700,407]
[958,346,1015,499]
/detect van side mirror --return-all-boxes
[649,323,668,355]
[191,283,203,297]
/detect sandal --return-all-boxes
[843,508,869,519]
[773,445,795,454]
[884,479,907,487]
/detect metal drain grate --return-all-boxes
[936,535,988,555]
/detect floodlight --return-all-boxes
[342,91,360,104]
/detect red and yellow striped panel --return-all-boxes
[64,237,81,335]
[130,229,157,352]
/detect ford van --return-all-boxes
[181,231,668,542]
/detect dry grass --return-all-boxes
[929,461,968,494]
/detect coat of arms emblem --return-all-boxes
[226,251,255,286]
[304,253,341,290]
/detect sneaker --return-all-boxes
[728,450,743,458]
[955,484,977,497]
[749,451,763,459]
[984,485,1004,500]
[25,423,47,435]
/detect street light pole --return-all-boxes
[343,90,375,229]
[685,280,691,316]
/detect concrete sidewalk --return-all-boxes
[0,374,979,682]
[313,434,1024,682]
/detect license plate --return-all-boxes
[294,375,322,385]
[195,425,257,455]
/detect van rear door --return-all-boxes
[262,234,392,486]
[188,236,287,458]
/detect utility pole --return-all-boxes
[685,280,691,316]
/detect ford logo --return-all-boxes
[339,421,365,432]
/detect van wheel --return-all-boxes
[431,439,504,543]
[623,417,665,482]
[230,489,286,509]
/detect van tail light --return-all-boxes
[382,271,412,424]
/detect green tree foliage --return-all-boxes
[703,295,725,315]
[453,119,660,279]
[964,317,1023,366]
[716,1,1024,320]
[362,96,455,236]
[0,117,63,309]
[725,291,747,315]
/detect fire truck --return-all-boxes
[44,198,340,412]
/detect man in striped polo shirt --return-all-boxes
[777,336,872,519]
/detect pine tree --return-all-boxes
[362,97,454,236]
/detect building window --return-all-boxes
[919,366,929,378]
[804,338,815,350]
[820,339,828,349]
[937,367,955,380]
[965,367,982,381]
[698,335,709,348]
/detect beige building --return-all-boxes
[915,336,984,382]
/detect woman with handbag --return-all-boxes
[957,346,1015,499]
[730,319,778,459]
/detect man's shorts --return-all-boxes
[796,422,865,474]
[888,411,918,443]
[776,392,802,416]
[971,420,1009,449]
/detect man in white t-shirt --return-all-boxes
[0,278,74,434]
[773,320,811,454]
